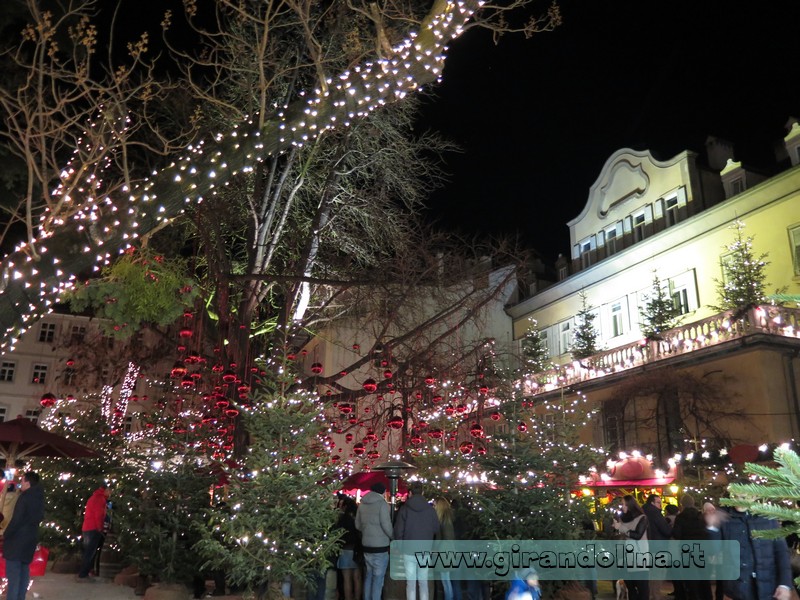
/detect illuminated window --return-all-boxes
[0,407,7,423]
[0,362,15,383]
[559,321,571,355]
[38,323,56,343]
[604,412,624,452]
[580,241,593,269]
[25,409,41,423]
[611,302,624,337]
[672,288,690,315]
[63,368,76,386]
[31,364,48,385]
[558,265,568,281]
[790,225,800,276]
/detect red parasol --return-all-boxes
[340,470,408,496]
[0,417,99,467]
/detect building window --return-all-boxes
[633,213,646,242]
[0,362,15,383]
[38,322,56,343]
[606,227,619,255]
[672,288,690,315]
[604,413,624,452]
[31,364,48,385]
[559,321,571,355]
[123,415,134,434]
[730,177,744,196]
[611,302,624,337]
[63,368,76,386]
[720,252,736,284]
[558,265,568,281]
[25,409,41,422]
[70,325,86,344]
[0,407,7,422]
[790,225,800,276]
[664,196,680,227]
[580,241,592,269]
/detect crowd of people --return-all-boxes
[610,493,794,600]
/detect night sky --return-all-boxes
[418,0,800,261]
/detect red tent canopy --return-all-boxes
[0,417,98,466]
[340,470,408,495]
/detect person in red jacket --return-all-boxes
[76,484,110,581]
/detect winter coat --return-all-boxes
[709,509,792,600]
[642,502,672,541]
[82,488,108,532]
[394,495,440,543]
[617,513,649,571]
[672,507,707,541]
[3,484,45,563]
[355,491,392,552]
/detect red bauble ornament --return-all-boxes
[363,378,378,393]
[181,375,195,388]
[456,404,467,414]
[444,405,456,416]
[39,393,57,407]
[479,385,489,395]
[345,433,354,443]
[490,411,502,421]
[364,430,378,443]
[411,434,424,445]
[387,415,404,429]
[432,395,443,404]
[222,370,237,383]
[383,369,393,379]
[179,328,193,339]
[424,376,436,386]
[469,423,485,438]
[517,421,528,433]
[171,362,187,378]
[353,443,366,456]
[311,362,323,374]
[459,441,474,455]
[428,428,444,439]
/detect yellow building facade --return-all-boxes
[507,125,800,464]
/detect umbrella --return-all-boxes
[0,417,99,467]
[340,470,408,496]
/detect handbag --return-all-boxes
[0,544,49,577]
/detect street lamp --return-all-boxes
[373,459,416,518]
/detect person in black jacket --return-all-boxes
[643,495,672,599]
[706,505,792,600]
[672,495,710,600]
[3,471,45,600]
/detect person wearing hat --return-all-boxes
[356,483,393,600]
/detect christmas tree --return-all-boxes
[571,292,599,360]
[713,221,770,316]
[194,387,342,599]
[521,321,550,374]
[639,274,682,341]
[723,447,800,586]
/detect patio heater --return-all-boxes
[373,459,416,519]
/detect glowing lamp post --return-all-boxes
[373,460,416,519]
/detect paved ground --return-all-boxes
[23,572,142,600]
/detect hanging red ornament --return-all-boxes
[345,433,354,443]
[428,428,444,439]
[387,415,404,429]
[363,378,378,393]
[348,417,358,425]
[364,430,378,442]
[339,403,353,414]
[414,391,423,400]
[456,404,467,414]
[445,405,456,416]
[517,421,528,432]
[424,375,436,386]
[459,441,474,455]
[179,328,193,339]
[479,385,489,395]
[352,443,365,455]
[469,423,485,438]
[352,344,360,351]
[212,364,224,373]
[477,446,487,456]
[286,352,296,360]
[410,434,424,445]
[330,455,341,464]
[367,450,380,460]
[65,358,75,367]
[364,406,371,414]
[222,370,237,383]
[171,362,187,378]
[383,370,393,379]
[39,393,57,407]
[225,408,239,417]
[177,345,187,353]
[490,411,502,421]
[380,359,389,368]
[417,420,428,429]
[181,375,195,388]
[432,394,443,404]
[311,362,323,374]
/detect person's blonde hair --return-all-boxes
[434,497,453,525]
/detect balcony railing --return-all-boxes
[527,305,800,395]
